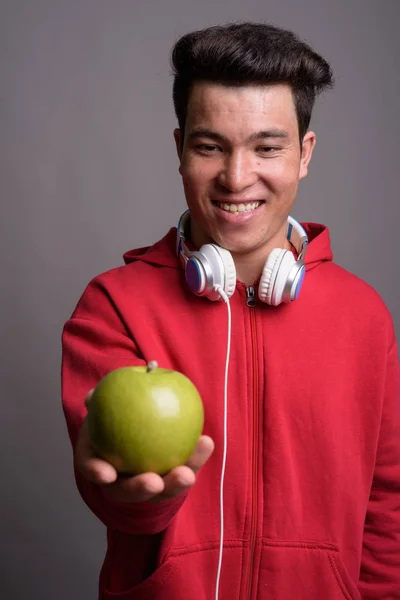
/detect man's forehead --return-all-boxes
[186,81,297,129]
[190,80,293,98]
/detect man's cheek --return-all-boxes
[183,178,199,199]
[183,169,207,190]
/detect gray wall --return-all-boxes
[1,1,399,598]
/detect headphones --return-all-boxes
[176,210,309,305]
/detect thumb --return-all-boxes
[84,388,95,409]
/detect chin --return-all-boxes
[216,237,257,255]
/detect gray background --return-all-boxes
[1,1,399,598]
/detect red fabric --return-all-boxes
[62,224,400,599]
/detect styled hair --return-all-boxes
[171,22,334,142]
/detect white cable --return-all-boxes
[213,286,231,600]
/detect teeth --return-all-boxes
[216,201,261,214]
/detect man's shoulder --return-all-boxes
[90,228,179,284]
[323,260,384,298]
[70,228,181,317]
[313,260,394,329]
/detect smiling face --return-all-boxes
[174,82,316,277]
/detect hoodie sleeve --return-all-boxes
[61,275,187,535]
[358,334,400,597]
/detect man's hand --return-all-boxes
[74,390,214,504]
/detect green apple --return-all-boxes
[87,361,204,475]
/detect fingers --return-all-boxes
[186,435,215,473]
[103,472,166,503]
[150,435,215,503]
[104,435,215,504]
[149,465,195,503]
[79,389,118,484]
[76,406,215,504]
[76,419,165,502]
[74,418,117,484]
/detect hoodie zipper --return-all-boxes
[245,285,259,599]
[246,286,256,308]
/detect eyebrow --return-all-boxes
[186,128,289,143]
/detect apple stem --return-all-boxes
[146,360,158,373]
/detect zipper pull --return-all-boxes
[246,286,256,308]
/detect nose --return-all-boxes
[217,151,257,192]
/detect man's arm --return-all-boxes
[61,277,212,535]
[359,336,400,598]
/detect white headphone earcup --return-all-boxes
[213,245,236,298]
[199,244,236,301]
[259,249,296,306]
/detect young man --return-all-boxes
[62,23,400,599]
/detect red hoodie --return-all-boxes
[62,223,400,600]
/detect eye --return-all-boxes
[256,146,281,155]
[195,144,223,154]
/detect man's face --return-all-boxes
[174,82,316,258]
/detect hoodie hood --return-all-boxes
[301,222,333,271]
[123,223,333,272]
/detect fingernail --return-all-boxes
[177,476,193,487]
[145,484,160,494]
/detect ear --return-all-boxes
[299,131,316,180]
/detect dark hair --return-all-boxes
[171,22,334,142]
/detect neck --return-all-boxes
[231,238,292,287]
[186,216,292,287]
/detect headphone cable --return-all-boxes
[213,286,232,600]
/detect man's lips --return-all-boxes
[212,199,265,205]
[213,199,265,214]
